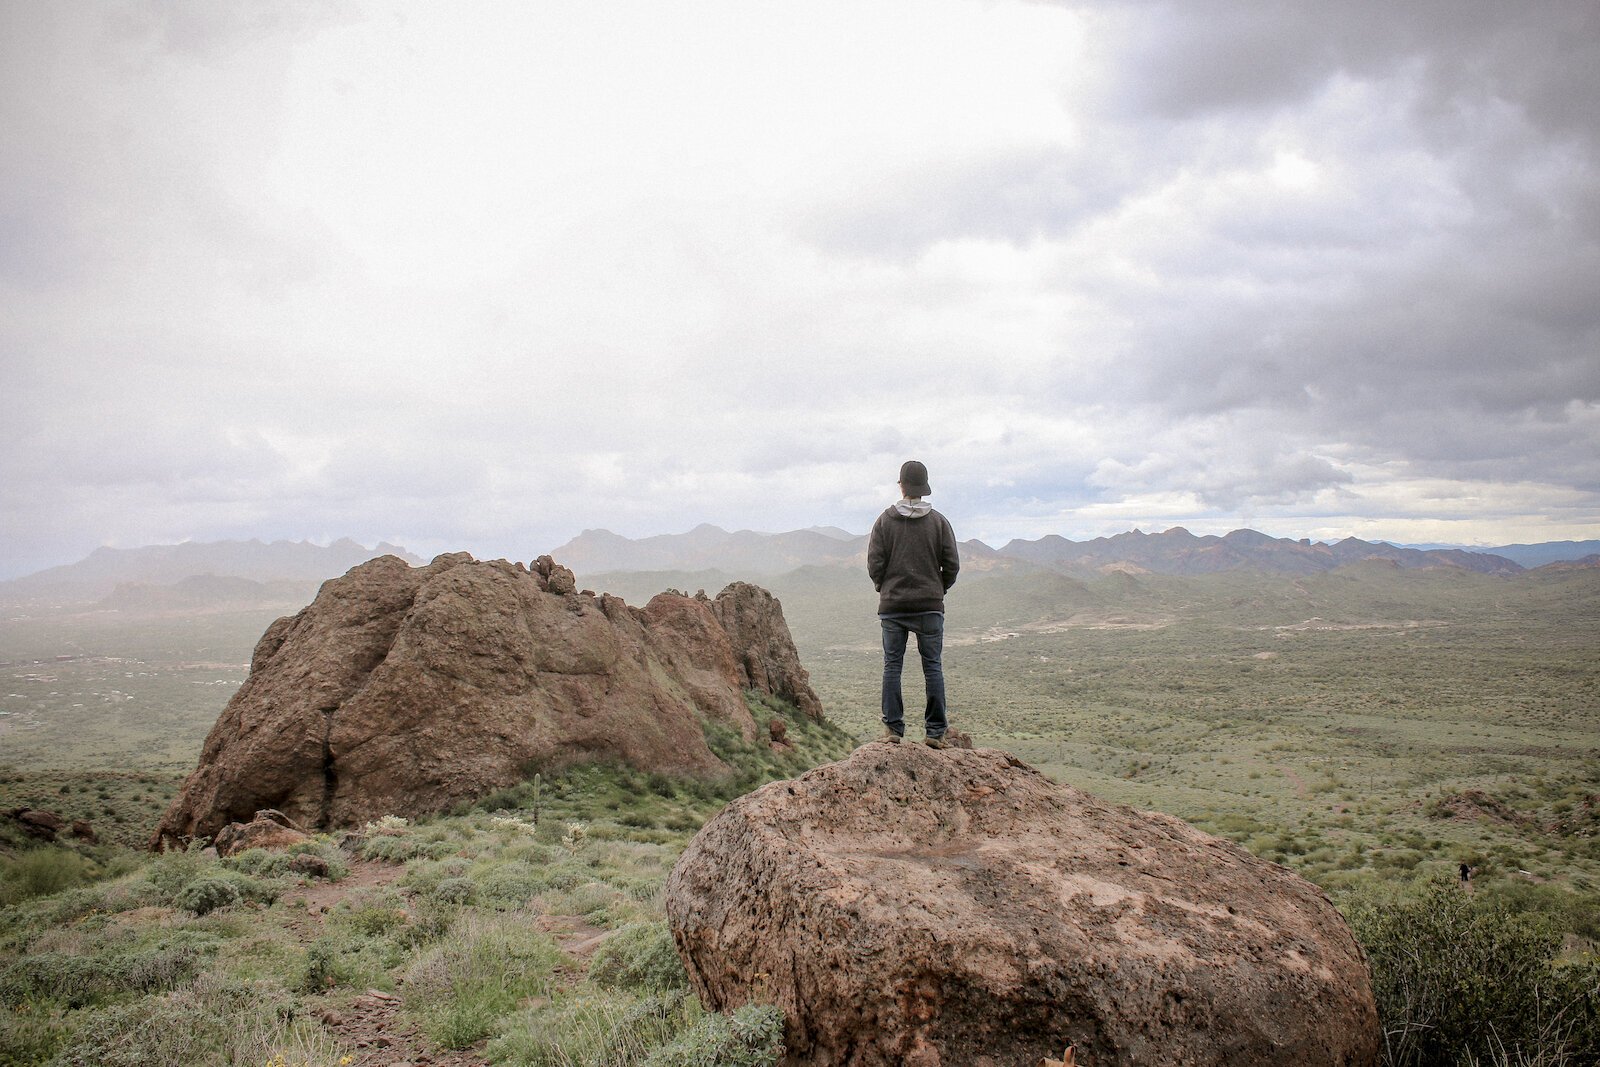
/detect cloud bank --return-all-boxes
[3,0,1596,576]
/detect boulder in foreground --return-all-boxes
[665,744,1379,1067]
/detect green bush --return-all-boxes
[485,990,699,1066]
[50,975,336,1067]
[589,922,688,994]
[341,895,410,937]
[642,1003,786,1067]
[174,875,241,915]
[0,1003,65,1066]
[1344,877,1600,1066]
[49,991,228,1066]
[142,846,211,898]
[0,847,95,906]
[362,832,455,863]
[476,862,544,907]
[404,912,565,1048]
[225,847,291,878]
[0,933,218,1008]
[433,876,477,904]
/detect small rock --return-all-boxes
[9,808,64,842]
[288,853,330,878]
[546,564,577,595]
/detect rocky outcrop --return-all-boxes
[710,581,823,721]
[212,809,312,857]
[6,808,65,842]
[152,553,822,850]
[666,744,1379,1067]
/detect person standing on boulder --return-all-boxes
[868,459,959,748]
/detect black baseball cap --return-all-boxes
[898,460,931,497]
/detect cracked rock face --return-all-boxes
[151,553,821,849]
[665,744,1380,1067]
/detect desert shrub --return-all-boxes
[174,875,241,915]
[1344,877,1600,1066]
[142,845,212,898]
[0,1002,65,1066]
[400,857,470,894]
[532,863,587,893]
[0,932,219,1008]
[0,847,95,905]
[0,887,105,951]
[433,876,477,904]
[340,894,410,937]
[300,936,341,994]
[642,1002,786,1067]
[404,912,564,1048]
[225,846,292,877]
[393,896,462,950]
[359,819,456,863]
[540,881,628,926]
[50,990,228,1066]
[476,861,545,907]
[485,989,699,1066]
[478,782,534,811]
[50,974,337,1067]
[589,922,688,994]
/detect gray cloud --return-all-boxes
[2,0,1597,577]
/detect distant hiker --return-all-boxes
[868,459,960,748]
[1459,862,1472,885]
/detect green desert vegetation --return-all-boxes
[2,565,1599,1064]
[0,695,847,1066]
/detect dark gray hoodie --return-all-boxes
[867,500,960,614]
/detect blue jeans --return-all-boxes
[880,611,947,738]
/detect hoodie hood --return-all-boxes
[894,498,933,518]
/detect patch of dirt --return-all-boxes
[534,913,613,959]
[311,988,488,1067]
[1425,789,1532,827]
[1273,618,1448,633]
[281,856,408,938]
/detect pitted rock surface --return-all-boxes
[153,553,821,849]
[665,744,1379,1067]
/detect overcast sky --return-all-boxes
[3,0,1597,577]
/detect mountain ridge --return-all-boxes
[0,538,423,606]
[554,524,1529,578]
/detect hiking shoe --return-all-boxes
[924,736,949,750]
[878,728,902,744]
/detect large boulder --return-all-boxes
[665,744,1379,1067]
[152,553,821,850]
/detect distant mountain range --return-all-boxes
[6,527,1593,615]
[0,538,422,608]
[1452,540,1600,569]
[550,524,1545,579]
